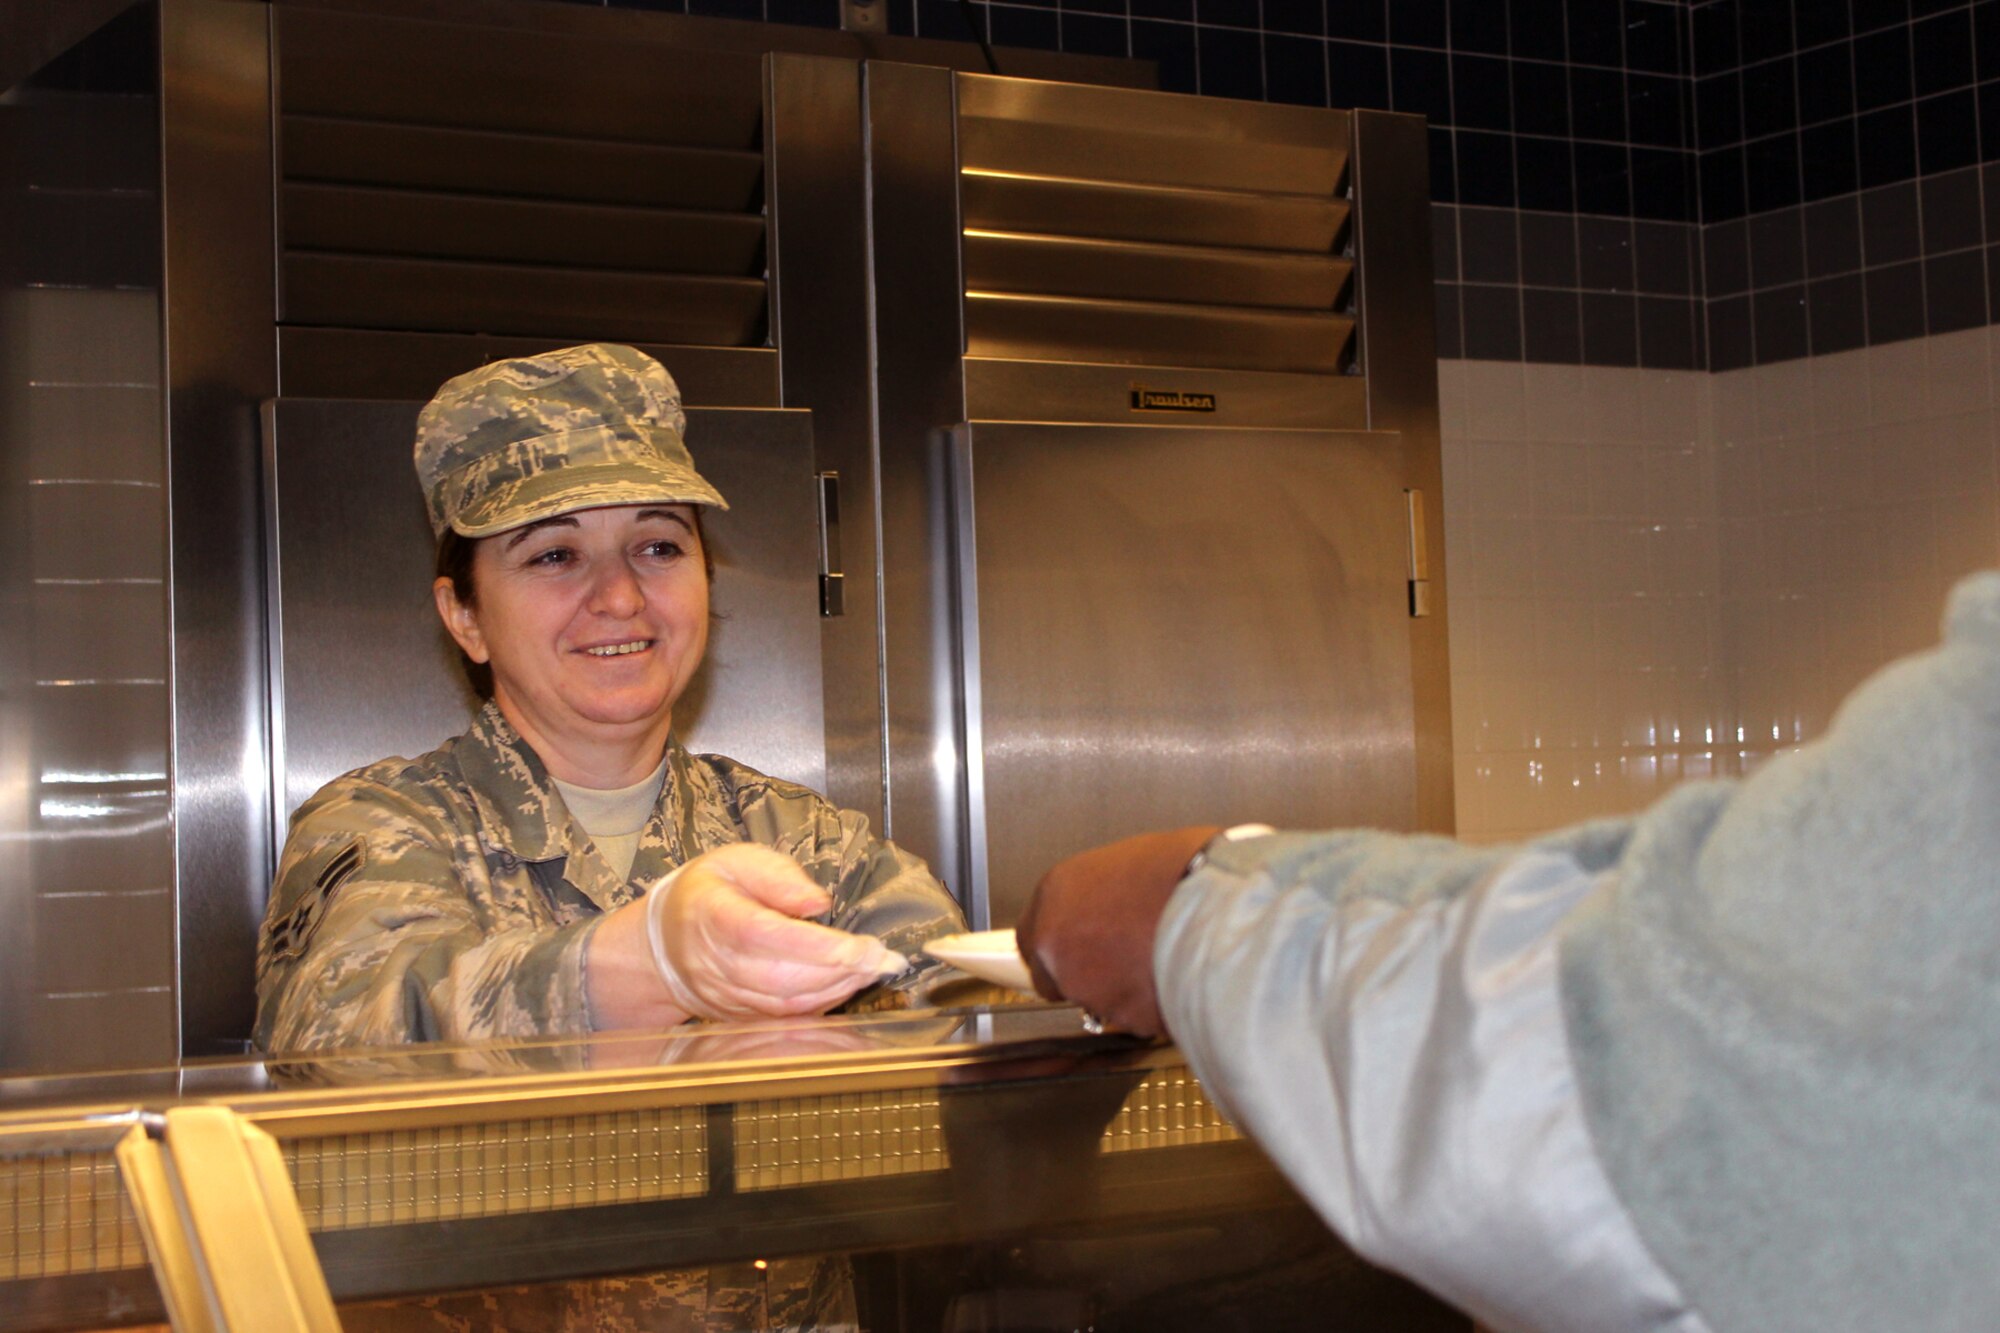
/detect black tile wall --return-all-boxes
[1634,220,1695,293]
[1462,284,1525,360]
[1928,246,1991,328]
[1923,165,1985,249]
[1435,0,2000,367]
[1583,291,1643,365]
[1705,217,1751,292]
[1691,0,1998,217]
[1752,284,1809,362]
[1804,197,1864,276]
[1578,216,1637,290]
[1809,272,1869,352]
[1459,208,1521,284]
[1702,162,1993,367]
[1523,288,1585,362]
[1432,204,1461,281]
[1638,293,1702,367]
[1867,260,1929,341]
[1863,181,1922,264]
[1435,202,1706,369]
[1707,292,1754,367]
[1435,282,1465,358]
[1748,211,1805,288]
[1519,211,1581,286]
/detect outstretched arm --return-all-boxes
[1019,826,1703,1333]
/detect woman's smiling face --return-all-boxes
[435,504,710,761]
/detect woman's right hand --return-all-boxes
[586,844,908,1031]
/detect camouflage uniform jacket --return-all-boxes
[255,702,964,1054]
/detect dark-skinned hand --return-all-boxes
[1015,826,1220,1038]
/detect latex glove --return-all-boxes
[585,844,907,1031]
[644,844,907,1021]
[1015,826,1218,1038]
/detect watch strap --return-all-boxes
[1181,822,1277,881]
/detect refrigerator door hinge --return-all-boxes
[817,471,846,617]
[1405,488,1431,618]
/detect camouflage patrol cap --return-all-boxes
[415,343,728,539]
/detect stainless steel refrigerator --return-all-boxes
[861,67,1453,926]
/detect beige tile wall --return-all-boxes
[1439,359,1728,842]
[1712,332,2000,765]
[1437,328,2000,843]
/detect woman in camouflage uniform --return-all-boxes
[255,344,964,1054]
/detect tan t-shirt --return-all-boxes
[552,757,670,883]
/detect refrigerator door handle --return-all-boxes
[1405,488,1431,618]
[817,470,846,617]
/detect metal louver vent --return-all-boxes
[273,8,770,354]
[955,76,1355,378]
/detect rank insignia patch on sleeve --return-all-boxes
[268,840,364,960]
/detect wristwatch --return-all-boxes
[1181,823,1276,882]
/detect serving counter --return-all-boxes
[0,1001,1467,1330]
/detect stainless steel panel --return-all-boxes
[0,76,157,193]
[2,110,177,1076]
[963,357,1368,429]
[766,53,888,827]
[21,385,162,482]
[282,184,766,276]
[36,890,176,994]
[960,170,1347,253]
[32,583,168,683]
[11,173,158,290]
[957,75,1348,196]
[30,687,171,790]
[29,992,176,1072]
[965,291,1355,375]
[862,60,971,885]
[161,0,281,1059]
[273,7,766,150]
[955,423,1414,928]
[962,229,1351,311]
[1352,110,1454,835]
[26,481,163,582]
[660,418,830,788]
[277,330,780,406]
[0,0,133,96]
[282,117,764,212]
[264,401,829,844]
[9,280,158,383]
[280,253,769,346]
[29,795,173,905]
